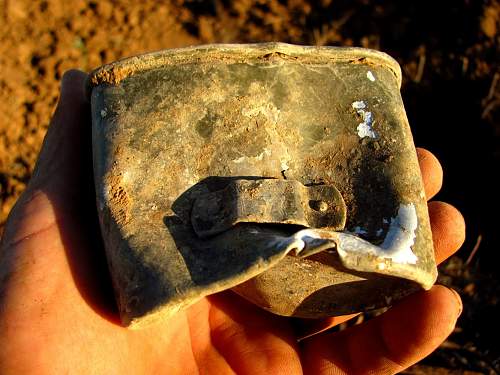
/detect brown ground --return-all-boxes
[0,0,499,373]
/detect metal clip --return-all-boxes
[191,179,346,238]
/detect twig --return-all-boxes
[312,11,353,46]
[414,52,426,83]
[481,98,500,119]
[486,72,500,101]
[465,234,482,266]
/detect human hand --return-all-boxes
[0,70,465,375]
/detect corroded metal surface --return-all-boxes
[88,43,437,328]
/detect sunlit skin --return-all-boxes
[0,71,465,375]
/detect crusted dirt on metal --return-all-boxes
[105,173,131,226]
[87,43,402,89]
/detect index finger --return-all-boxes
[417,148,443,201]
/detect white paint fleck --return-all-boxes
[280,160,289,172]
[336,203,419,264]
[351,101,378,139]
[379,203,419,264]
[100,109,107,118]
[367,71,376,82]
[351,101,367,110]
[268,228,336,258]
[357,122,377,139]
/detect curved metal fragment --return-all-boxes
[266,202,434,289]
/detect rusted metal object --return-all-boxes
[87,43,437,328]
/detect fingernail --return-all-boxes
[60,69,90,104]
[448,287,463,317]
[60,71,71,97]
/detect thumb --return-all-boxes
[0,70,116,319]
[29,69,90,196]
[2,70,91,248]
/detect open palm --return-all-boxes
[0,71,465,375]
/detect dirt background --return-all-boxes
[0,0,499,373]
